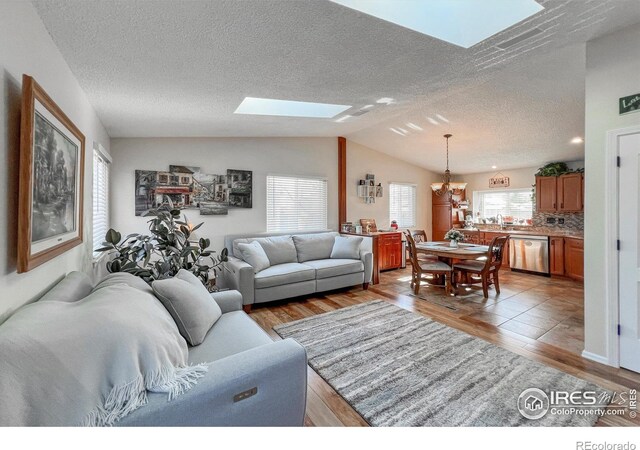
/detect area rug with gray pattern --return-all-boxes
[273,300,610,426]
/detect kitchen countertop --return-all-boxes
[459,227,584,240]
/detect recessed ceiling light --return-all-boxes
[407,122,423,131]
[390,127,407,136]
[436,114,450,123]
[376,97,395,105]
[427,117,439,125]
[362,104,375,109]
[492,165,497,169]
[571,137,584,144]
[234,97,351,118]
[329,0,543,48]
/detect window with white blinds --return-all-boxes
[473,188,533,221]
[92,149,110,258]
[389,183,417,228]
[266,175,328,232]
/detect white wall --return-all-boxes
[0,1,110,323]
[110,137,339,253]
[110,137,437,254]
[584,24,640,361]
[347,140,438,235]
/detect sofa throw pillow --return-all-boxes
[92,272,154,295]
[292,232,338,262]
[330,236,363,260]
[39,271,93,303]
[254,236,298,265]
[237,241,271,273]
[152,269,222,346]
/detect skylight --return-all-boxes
[329,0,544,48]
[234,97,351,118]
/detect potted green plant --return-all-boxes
[96,200,228,288]
[444,229,465,248]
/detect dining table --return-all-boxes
[415,241,489,295]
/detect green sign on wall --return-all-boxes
[620,93,640,115]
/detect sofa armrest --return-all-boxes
[218,256,255,305]
[118,339,308,426]
[361,251,373,283]
[211,290,243,313]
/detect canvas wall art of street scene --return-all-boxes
[135,165,252,216]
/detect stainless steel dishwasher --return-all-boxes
[509,235,550,275]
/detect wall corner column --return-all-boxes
[338,137,347,227]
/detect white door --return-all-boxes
[619,132,640,372]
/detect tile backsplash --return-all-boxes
[532,211,583,230]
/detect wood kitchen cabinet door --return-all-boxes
[564,238,584,282]
[536,176,557,212]
[558,173,583,212]
[550,237,565,276]
[432,204,452,241]
[378,233,402,271]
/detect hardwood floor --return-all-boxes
[249,268,640,427]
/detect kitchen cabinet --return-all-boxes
[564,238,584,282]
[536,176,558,212]
[378,232,403,271]
[432,190,467,241]
[536,174,584,213]
[549,237,565,276]
[558,173,584,212]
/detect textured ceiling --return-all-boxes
[32,0,640,173]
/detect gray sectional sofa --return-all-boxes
[221,231,373,310]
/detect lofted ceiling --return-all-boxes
[32,0,640,173]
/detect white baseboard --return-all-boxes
[582,350,615,367]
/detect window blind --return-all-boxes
[473,189,533,221]
[389,183,417,228]
[267,175,328,232]
[92,150,110,257]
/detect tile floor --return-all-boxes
[383,268,585,355]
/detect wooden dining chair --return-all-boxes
[405,232,453,296]
[409,229,438,262]
[452,235,509,298]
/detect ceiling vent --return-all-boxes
[351,108,372,117]
[495,27,544,49]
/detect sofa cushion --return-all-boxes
[92,272,154,295]
[237,241,271,274]
[233,236,297,265]
[254,263,316,289]
[188,311,273,362]
[330,236,363,259]
[255,236,298,265]
[302,259,365,280]
[39,271,93,303]
[292,232,338,262]
[152,269,222,346]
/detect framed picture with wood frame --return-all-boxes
[17,75,85,273]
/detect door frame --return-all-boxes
[600,124,640,367]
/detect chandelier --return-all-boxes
[431,133,467,196]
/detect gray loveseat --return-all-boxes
[5,272,307,426]
[221,231,373,311]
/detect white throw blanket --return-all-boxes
[0,284,207,426]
